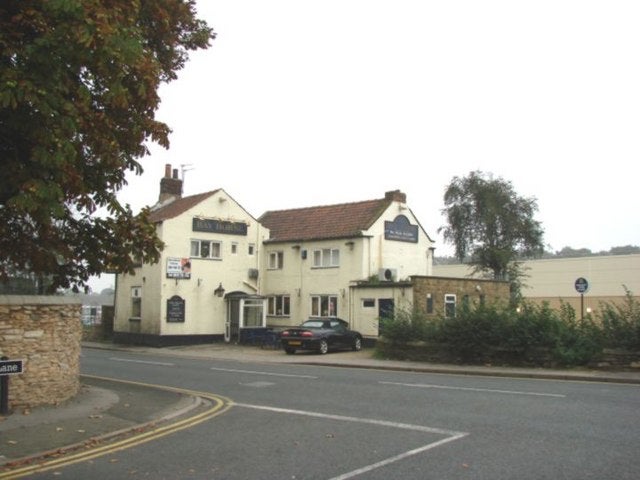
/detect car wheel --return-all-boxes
[352,337,362,351]
[284,347,296,355]
[318,339,329,355]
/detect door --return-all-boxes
[378,298,395,336]
[225,297,240,343]
[224,293,267,343]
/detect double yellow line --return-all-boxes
[1,376,234,479]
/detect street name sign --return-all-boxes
[0,359,23,376]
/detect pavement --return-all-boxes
[2,341,640,475]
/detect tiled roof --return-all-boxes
[258,197,392,243]
[148,190,219,223]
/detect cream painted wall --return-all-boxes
[262,200,435,329]
[367,206,433,281]
[262,238,358,325]
[115,190,269,336]
[349,286,414,337]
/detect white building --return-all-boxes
[113,165,438,346]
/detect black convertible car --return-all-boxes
[280,318,363,355]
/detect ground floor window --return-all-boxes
[445,294,456,318]
[362,299,375,308]
[131,286,141,318]
[311,295,338,317]
[268,295,290,316]
[243,298,264,327]
[426,294,434,314]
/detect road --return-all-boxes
[32,348,640,479]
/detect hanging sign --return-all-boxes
[167,257,191,279]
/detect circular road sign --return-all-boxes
[575,277,589,294]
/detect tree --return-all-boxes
[0,0,214,291]
[439,171,545,282]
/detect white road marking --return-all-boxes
[109,357,175,366]
[240,381,277,388]
[329,433,468,480]
[210,367,317,379]
[235,402,468,479]
[236,403,465,436]
[380,381,566,398]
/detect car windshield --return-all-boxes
[301,320,328,329]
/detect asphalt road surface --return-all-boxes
[30,348,640,479]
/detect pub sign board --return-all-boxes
[166,295,185,323]
[384,215,419,243]
[192,218,248,236]
[0,359,23,376]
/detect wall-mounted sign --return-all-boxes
[167,257,191,279]
[192,218,248,236]
[166,295,185,323]
[0,359,23,376]
[384,215,419,243]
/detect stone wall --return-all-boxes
[412,275,511,316]
[0,296,81,409]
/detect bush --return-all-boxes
[551,302,603,366]
[378,299,611,367]
[379,290,640,367]
[379,308,432,344]
[598,287,640,350]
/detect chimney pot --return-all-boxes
[385,190,406,203]
[159,165,183,203]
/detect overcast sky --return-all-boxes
[94,1,639,290]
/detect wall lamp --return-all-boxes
[214,283,225,297]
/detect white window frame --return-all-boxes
[445,294,457,318]
[268,251,284,270]
[231,242,238,255]
[191,239,222,259]
[311,295,338,317]
[362,299,375,308]
[268,295,291,316]
[312,248,340,268]
[131,286,142,319]
[248,243,255,255]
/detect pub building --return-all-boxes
[113,165,506,346]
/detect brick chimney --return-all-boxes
[385,190,406,203]
[159,164,183,203]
